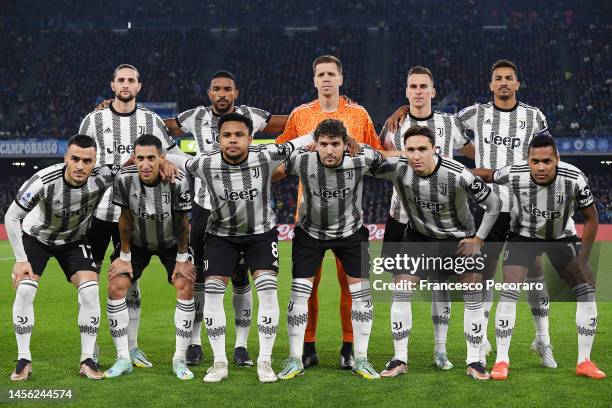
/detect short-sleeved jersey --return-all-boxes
[175,105,270,209]
[379,111,471,224]
[112,166,191,251]
[457,101,547,212]
[78,104,177,222]
[182,138,308,236]
[375,156,491,239]
[286,145,384,240]
[15,163,114,246]
[494,161,593,240]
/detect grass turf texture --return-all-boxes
[0,240,610,408]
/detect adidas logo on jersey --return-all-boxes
[484,119,492,124]
[309,174,316,179]
[104,127,112,133]
[213,174,221,180]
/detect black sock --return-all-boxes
[341,341,353,355]
[304,341,317,354]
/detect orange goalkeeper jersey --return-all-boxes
[275,97,381,148]
[275,97,381,221]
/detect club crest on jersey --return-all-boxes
[437,183,448,196]
[436,128,443,136]
[555,193,565,204]
[138,125,145,135]
[251,167,261,178]
[345,170,354,180]
[519,120,526,129]
[162,193,170,204]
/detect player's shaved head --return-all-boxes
[312,55,342,75]
[314,119,349,143]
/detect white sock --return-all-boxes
[203,279,227,364]
[174,298,196,361]
[431,288,450,354]
[482,279,494,345]
[78,281,101,362]
[526,276,550,345]
[390,289,413,364]
[107,297,130,360]
[463,289,485,365]
[254,274,279,363]
[232,283,252,349]
[191,282,205,346]
[573,284,597,363]
[495,289,519,364]
[349,281,373,359]
[287,279,312,359]
[13,279,38,361]
[126,281,141,350]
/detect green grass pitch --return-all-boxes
[0,240,610,408]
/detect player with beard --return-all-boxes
[79,64,189,369]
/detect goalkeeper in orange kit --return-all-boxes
[275,55,382,369]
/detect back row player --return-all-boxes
[385,59,555,369]
[79,64,189,368]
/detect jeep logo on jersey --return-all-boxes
[106,141,135,155]
[219,188,259,201]
[409,197,445,213]
[312,187,351,199]
[131,207,171,220]
[484,132,521,149]
[522,203,561,219]
[59,205,91,217]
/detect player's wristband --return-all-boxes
[176,253,189,262]
[119,251,131,262]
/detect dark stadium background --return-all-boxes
[0,0,610,229]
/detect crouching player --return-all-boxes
[474,133,606,380]
[6,135,116,380]
[104,134,196,380]
[374,125,501,380]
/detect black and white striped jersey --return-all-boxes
[379,111,471,224]
[375,156,491,239]
[286,145,384,240]
[457,101,547,212]
[493,161,593,240]
[175,105,270,210]
[112,166,192,251]
[180,137,310,236]
[14,163,114,246]
[78,104,177,222]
